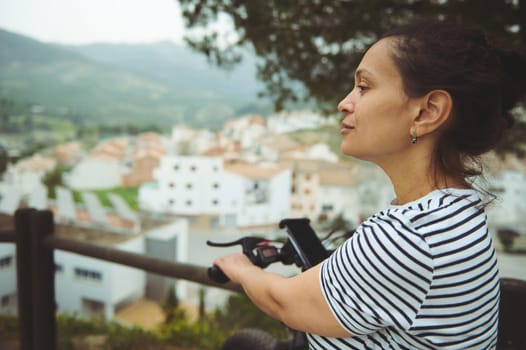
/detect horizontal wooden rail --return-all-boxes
[45,235,243,293]
[0,229,15,242]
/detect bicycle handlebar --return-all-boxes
[207,218,331,284]
[207,237,289,283]
[208,265,230,283]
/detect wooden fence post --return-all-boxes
[14,208,36,350]
[30,210,56,350]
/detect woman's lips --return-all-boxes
[340,122,354,135]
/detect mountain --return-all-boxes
[0,28,271,130]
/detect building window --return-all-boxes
[173,164,179,171]
[291,185,296,193]
[1,295,10,307]
[190,165,197,172]
[55,264,64,273]
[212,199,219,206]
[322,204,334,212]
[0,256,12,269]
[186,183,193,189]
[305,174,312,181]
[213,183,220,189]
[74,268,102,282]
[212,165,219,172]
[169,199,175,205]
[169,182,175,188]
[304,188,311,195]
[186,200,193,206]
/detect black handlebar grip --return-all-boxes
[208,265,230,283]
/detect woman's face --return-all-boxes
[338,38,418,163]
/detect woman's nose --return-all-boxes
[338,93,354,113]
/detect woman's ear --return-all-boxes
[413,89,453,136]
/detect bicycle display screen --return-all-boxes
[279,218,329,269]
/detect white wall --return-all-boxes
[140,156,293,228]
[318,185,361,224]
[55,236,145,320]
[110,237,146,304]
[486,170,526,231]
[66,157,123,190]
[0,243,16,314]
[142,156,225,215]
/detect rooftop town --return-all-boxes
[0,110,525,327]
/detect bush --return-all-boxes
[1,293,289,350]
[497,229,520,252]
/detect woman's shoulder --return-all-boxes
[363,188,484,243]
[387,187,480,217]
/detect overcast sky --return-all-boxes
[0,0,187,44]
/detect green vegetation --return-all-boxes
[0,28,271,131]
[91,187,139,211]
[0,292,288,350]
[497,229,521,253]
[178,0,526,155]
[43,166,139,210]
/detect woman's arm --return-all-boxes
[213,253,351,338]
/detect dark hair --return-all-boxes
[382,20,526,187]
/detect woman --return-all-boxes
[213,20,526,349]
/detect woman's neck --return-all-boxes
[378,152,467,205]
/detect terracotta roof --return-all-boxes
[224,162,287,179]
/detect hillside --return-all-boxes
[0,28,271,130]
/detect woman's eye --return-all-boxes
[357,85,368,93]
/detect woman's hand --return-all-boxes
[213,253,258,284]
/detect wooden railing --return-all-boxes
[0,208,524,349]
[0,208,241,350]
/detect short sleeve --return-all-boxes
[320,212,433,336]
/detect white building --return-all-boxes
[139,156,224,216]
[222,162,292,228]
[284,143,339,163]
[0,240,16,314]
[221,115,267,150]
[0,216,189,320]
[139,156,292,229]
[266,110,337,134]
[286,159,394,225]
[65,156,124,190]
[55,236,145,320]
[317,168,360,224]
[1,153,56,199]
[486,170,526,233]
[171,125,218,155]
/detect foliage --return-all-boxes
[178,0,526,153]
[0,314,18,337]
[159,314,224,350]
[0,144,7,174]
[91,187,139,211]
[211,293,289,340]
[179,0,525,108]
[43,165,69,194]
[0,294,289,350]
[497,228,521,252]
[162,285,181,324]
[0,29,268,130]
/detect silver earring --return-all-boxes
[411,134,417,144]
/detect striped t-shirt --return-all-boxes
[308,188,499,349]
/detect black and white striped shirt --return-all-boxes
[308,188,499,349]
